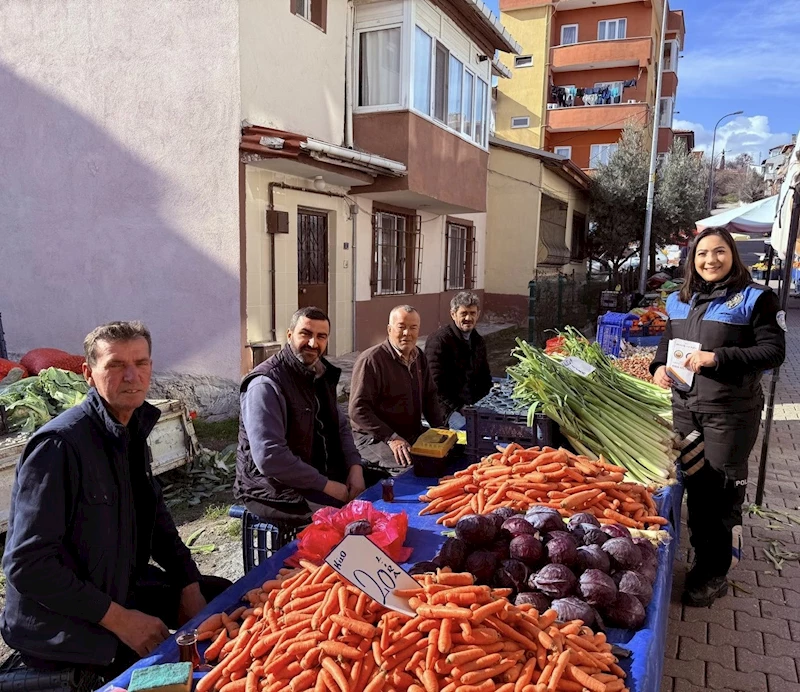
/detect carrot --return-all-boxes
[204,628,228,662]
[471,599,506,624]
[461,658,518,684]
[566,664,606,692]
[220,680,247,692]
[198,613,224,634]
[320,656,350,692]
[602,508,642,529]
[546,650,570,690]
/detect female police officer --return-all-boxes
[651,227,785,607]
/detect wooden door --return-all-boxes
[297,209,329,314]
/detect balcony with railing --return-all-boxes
[547,101,649,132]
[550,36,653,72]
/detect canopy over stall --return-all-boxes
[695,195,777,236]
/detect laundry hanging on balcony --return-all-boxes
[549,79,637,108]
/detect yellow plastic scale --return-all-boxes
[410,428,459,458]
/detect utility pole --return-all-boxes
[638,0,669,296]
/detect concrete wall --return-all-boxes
[496,6,551,149]
[0,1,242,380]
[244,167,355,356]
[240,0,347,144]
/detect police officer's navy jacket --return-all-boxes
[651,282,786,413]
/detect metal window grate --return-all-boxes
[371,211,423,295]
[445,222,477,291]
[297,210,328,284]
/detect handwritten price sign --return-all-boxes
[324,535,419,616]
[560,356,596,377]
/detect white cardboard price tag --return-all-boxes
[561,356,596,377]
[324,535,419,616]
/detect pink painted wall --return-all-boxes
[0,2,242,380]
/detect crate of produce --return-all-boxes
[596,311,637,357]
[463,380,559,462]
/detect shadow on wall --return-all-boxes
[0,64,240,380]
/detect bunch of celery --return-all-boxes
[508,339,677,486]
[552,327,671,417]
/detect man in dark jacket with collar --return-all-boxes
[234,307,365,523]
[424,292,492,429]
[1,321,230,679]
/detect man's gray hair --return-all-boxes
[389,305,418,323]
[83,321,152,366]
[450,291,481,312]
[289,306,330,331]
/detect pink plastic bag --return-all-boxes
[287,500,413,567]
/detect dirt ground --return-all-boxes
[0,327,523,665]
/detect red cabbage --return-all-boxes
[575,545,611,574]
[533,563,577,598]
[582,527,610,547]
[464,550,498,585]
[437,537,469,571]
[601,524,631,539]
[545,532,578,567]
[502,516,538,537]
[579,569,617,608]
[515,591,552,612]
[602,537,642,572]
[509,534,544,566]
[617,571,653,607]
[568,512,601,530]
[496,559,530,592]
[455,514,498,545]
[551,596,596,626]
[604,592,646,629]
[526,507,565,533]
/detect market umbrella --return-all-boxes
[695,195,778,236]
[756,131,800,505]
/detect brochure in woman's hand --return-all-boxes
[666,338,702,391]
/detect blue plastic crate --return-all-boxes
[596,311,637,357]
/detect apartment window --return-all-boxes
[371,210,422,295]
[571,212,588,261]
[462,71,474,137]
[560,24,578,45]
[413,27,432,114]
[291,0,327,31]
[445,222,476,290]
[590,143,618,168]
[511,116,530,128]
[659,97,674,128]
[433,42,449,122]
[358,27,402,107]
[663,40,679,72]
[598,18,626,41]
[515,55,533,68]
[448,55,463,131]
[474,78,488,146]
[554,146,572,158]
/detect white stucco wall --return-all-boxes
[239,0,347,144]
[244,167,355,356]
[0,1,241,380]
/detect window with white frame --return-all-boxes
[511,116,530,128]
[448,54,463,131]
[411,25,490,147]
[554,146,572,158]
[413,27,432,114]
[561,24,578,45]
[598,18,626,40]
[371,210,422,295]
[590,143,618,168]
[514,55,533,68]
[659,97,674,128]
[358,27,402,107]
[663,40,679,72]
[445,222,476,290]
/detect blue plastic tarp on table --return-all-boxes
[101,467,683,692]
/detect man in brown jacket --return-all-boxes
[349,305,444,475]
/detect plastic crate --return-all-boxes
[464,407,557,462]
[0,653,86,692]
[228,506,302,574]
[596,312,637,357]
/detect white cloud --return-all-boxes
[673,115,792,162]
[679,0,800,97]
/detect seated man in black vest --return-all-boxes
[234,307,365,524]
[1,321,231,681]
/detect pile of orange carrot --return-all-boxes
[194,562,629,692]
[420,444,668,531]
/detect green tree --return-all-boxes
[589,124,708,281]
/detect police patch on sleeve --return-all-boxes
[777,310,788,332]
[725,292,744,309]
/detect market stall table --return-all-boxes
[100,465,682,692]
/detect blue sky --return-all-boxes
[486,0,799,161]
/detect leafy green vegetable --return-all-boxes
[0,368,88,433]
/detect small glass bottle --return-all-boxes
[176,628,201,670]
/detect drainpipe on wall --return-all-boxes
[350,203,358,353]
[345,0,355,148]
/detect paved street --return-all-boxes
[662,301,800,692]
